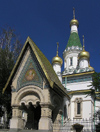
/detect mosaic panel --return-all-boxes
[16,53,43,91]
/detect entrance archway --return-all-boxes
[21,102,41,130]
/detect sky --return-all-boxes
[0,0,100,72]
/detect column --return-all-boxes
[10,106,24,131]
[39,103,53,130]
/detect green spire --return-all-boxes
[66,32,82,49]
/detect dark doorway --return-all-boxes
[34,102,41,129]
[24,102,41,130]
[73,123,83,132]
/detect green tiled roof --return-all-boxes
[66,32,82,49]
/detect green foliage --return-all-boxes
[88,72,100,99]
[95,109,100,119]
[86,72,100,99]
[92,72,100,92]
[0,48,14,88]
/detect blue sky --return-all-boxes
[0,0,100,72]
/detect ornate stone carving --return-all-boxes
[74,98,83,118]
[41,103,53,118]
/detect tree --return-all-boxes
[91,72,100,92]
[0,27,23,127]
[0,27,22,60]
[88,72,100,131]
[88,72,100,98]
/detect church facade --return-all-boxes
[3,12,100,132]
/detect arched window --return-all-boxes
[75,98,82,118]
[64,105,67,119]
[77,102,81,114]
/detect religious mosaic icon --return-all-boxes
[25,68,36,81]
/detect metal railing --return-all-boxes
[53,119,100,132]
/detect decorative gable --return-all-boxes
[3,37,68,99]
[16,49,43,91]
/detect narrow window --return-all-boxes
[64,105,67,119]
[77,103,81,114]
[62,77,65,84]
[70,57,73,66]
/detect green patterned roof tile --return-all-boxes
[66,32,82,49]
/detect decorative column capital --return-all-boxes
[40,102,54,109]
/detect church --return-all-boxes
[3,10,100,132]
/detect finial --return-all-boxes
[82,35,85,50]
[56,42,59,56]
[73,7,75,19]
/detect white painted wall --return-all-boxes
[69,94,93,120]
[64,50,80,70]
[79,59,89,68]
[53,63,62,82]
[63,81,92,91]
[53,63,61,73]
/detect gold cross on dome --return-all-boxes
[73,7,75,19]
[56,42,59,56]
[82,35,85,50]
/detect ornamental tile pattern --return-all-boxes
[16,53,43,91]
[66,32,82,49]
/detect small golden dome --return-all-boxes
[52,42,63,66]
[78,49,90,60]
[78,35,90,60]
[70,18,79,27]
[52,55,63,66]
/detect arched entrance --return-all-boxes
[10,86,53,131]
[21,102,41,130]
[12,86,44,130]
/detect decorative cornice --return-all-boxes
[68,89,91,95]
[62,71,94,78]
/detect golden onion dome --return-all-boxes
[52,55,63,66]
[78,49,90,60]
[78,35,90,60]
[70,18,79,27]
[52,42,63,66]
